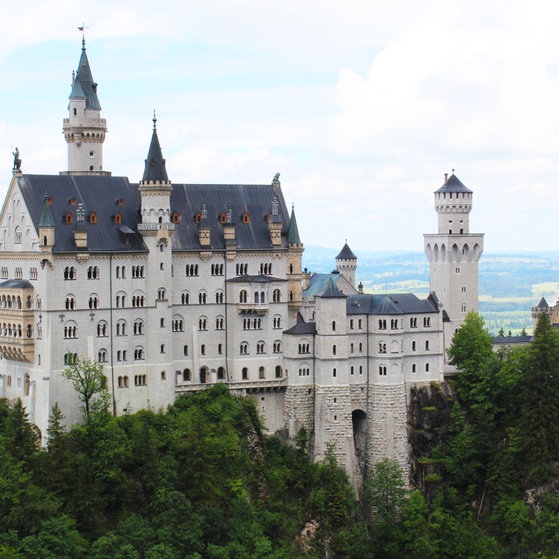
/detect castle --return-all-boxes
[0,40,483,482]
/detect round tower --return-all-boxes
[424,172,484,367]
[62,38,109,175]
[335,242,357,288]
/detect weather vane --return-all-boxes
[77,22,89,47]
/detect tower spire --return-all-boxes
[62,38,108,176]
[142,113,169,184]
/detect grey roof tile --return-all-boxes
[435,173,472,194]
[336,242,357,260]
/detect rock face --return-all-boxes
[408,382,455,491]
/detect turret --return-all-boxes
[62,38,109,176]
[335,242,357,287]
[287,204,304,319]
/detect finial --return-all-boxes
[77,23,88,49]
[152,110,157,130]
[291,203,294,211]
[451,168,455,175]
[444,172,448,183]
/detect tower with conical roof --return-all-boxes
[62,38,109,175]
[335,242,357,287]
[424,172,484,366]
[286,204,305,320]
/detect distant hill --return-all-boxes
[303,247,559,335]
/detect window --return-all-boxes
[412,364,416,373]
[160,318,165,328]
[160,344,165,354]
[116,350,127,362]
[63,266,76,280]
[426,363,430,372]
[273,315,282,329]
[333,368,337,377]
[185,264,199,277]
[98,350,107,363]
[215,290,224,304]
[461,286,467,293]
[391,319,398,330]
[217,367,225,380]
[218,343,223,354]
[259,263,272,275]
[116,293,126,308]
[132,294,145,307]
[358,319,362,329]
[183,369,191,382]
[350,343,354,353]
[181,291,190,305]
[412,341,416,351]
[240,342,248,355]
[134,375,147,386]
[65,295,76,310]
[410,317,417,328]
[172,318,184,332]
[259,367,265,379]
[15,267,22,279]
[236,263,248,275]
[379,366,387,376]
[455,267,461,274]
[211,264,224,276]
[198,291,207,304]
[201,344,206,356]
[378,319,387,330]
[114,213,122,224]
[134,347,144,360]
[275,366,282,378]
[425,340,430,351]
[379,342,387,354]
[88,295,99,309]
[215,316,224,330]
[332,344,336,355]
[350,366,354,375]
[29,267,38,280]
[89,212,97,224]
[242,367,248,380]
[133,320,144,335]
[298,342,310,354]
[423,317,431,327]
[257,341,265,354]
[461,304,467,312]
[87,266,99,279]
[198,317,207,331]
[65,212,73,224]
[273,340,281,353]
[157,288,166,300]
[183,345,188,356]
[63,323,77,339]
[172,211,180,224]
[64,352,78,365]
[273,289,281,303]
[116,320,127,336]
[332,320,336,331]
[118,376,129,388]
[239,290,248,303]
[132,266,145,278]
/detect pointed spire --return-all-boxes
[141,113,169,183]
[320,276,346,298]
[38,195,55,227]
[287,204,301,245]
[69,40,101,110]
[336,242,357,260]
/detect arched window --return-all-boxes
[183,369,191,382]
[273,289,281,303]
[259,367,265,379]
[240,342,248,355]
[239,290,248,303]
[181,291,190,305]
[97,321,108,337]
[217,367,225,380]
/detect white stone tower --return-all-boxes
[62,38,109,175]
[424,172,484,364]
[335,242,357,287]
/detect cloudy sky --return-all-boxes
[1,0,559,252]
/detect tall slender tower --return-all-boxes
[62,38,109,175]
[335,242,357,287]
[424,172,484,365]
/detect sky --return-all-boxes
[1,0,559,252]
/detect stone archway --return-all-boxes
[352,409,367,473]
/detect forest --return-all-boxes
[1,312,559,558]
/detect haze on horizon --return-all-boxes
[1,0,558,252]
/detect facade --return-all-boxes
[0,41,482,482]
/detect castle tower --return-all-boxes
[335,242,357,287]
[424,172,484,363]
[137,115,175,408]
[286,204,304,321]
[62,38,109,175]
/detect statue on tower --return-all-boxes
[12,147,21,171]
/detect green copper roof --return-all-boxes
[287,205,301,244]
[38,195,55,227]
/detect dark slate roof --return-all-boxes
[70,43,101,111]
[0,279,33,289]
[171,182,289,251]
[346,293,439,315]
[18,174,290,253]
[303,273,342,299]
[535,297,549,308]
[492,335,533,345]
[227,274,286,283]
[336,242,357,260]
[284,321,317,335]
[287,205,301,244]
[435,173,472,194]
[142,122,169,183]
[18,174,147,253]
[319,277,346,298]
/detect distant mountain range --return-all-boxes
[303,247,559,335]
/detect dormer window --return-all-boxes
[220,212,227,224]
[195,212,202,224]
[114,213,122,224]
[89,212,97,224]
[65,212,73,224]
[117,198,125,207]
[242,212,250,224]
[172,211,180,224]
[69,197,77,206]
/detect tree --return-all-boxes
[62,356,110,419]
[366,458,407,524]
